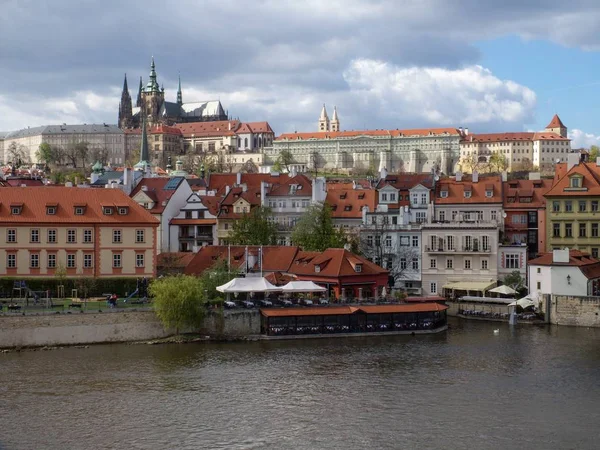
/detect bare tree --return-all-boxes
[6,142,30,166]
[90,147,110,166]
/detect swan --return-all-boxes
[493,329,500,335]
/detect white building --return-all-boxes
[169,192,218,252]
[528,249,600,297]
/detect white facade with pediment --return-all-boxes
[266,133,461,175]
[169,193,218,252]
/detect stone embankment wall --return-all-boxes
[546,295,600,327]
[0,309,261,348]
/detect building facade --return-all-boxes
[0,187,158,278]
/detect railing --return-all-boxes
[424,246,491,253]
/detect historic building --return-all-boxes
[459,115,571,173]
[0,187,158,278]
[118,58,228,129]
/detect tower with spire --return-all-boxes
[544,114,567,138]
[141,57,165,126]
[177,73,183,106]
[118,74,133,128]
[330,106,340,132]
[136,76,143,108]
[318,104,330,132]
[134,116,152,174]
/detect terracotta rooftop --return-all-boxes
[503,179,553,209]
[375,173,433,191]
[546,114,566,129]
[289,248,388,278]
[434,174,503,204]
[461,131,568,143]
[276,128,460,141]
[325,189,376,219]
[175,120,274,138]
[545,162,600,197]
[529,250,600,280]
[267,174,312,197]
[130,177,186,214]
[0,187,158,224]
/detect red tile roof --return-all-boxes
[529,250,600,280]
[0,187,158,224]
[175,120,274,138]
[461,131,568,143]
[197,195,221,216]
[434,174,503,204]
[375,173,433,190]
[545,162,600,197]
[169,218,216,226]
[326,180,372,190]
[276,128,460,141]
[326,189,376,219]
[546,114,566,129]
[502,179,552,209]
[5,178,45,187]
[267,174,312,197]
[207,173,293,196]
[157,252,196,269]
[150,125,182,136]
[289,248,388,278]
[130,177,185,214]
[217,187,262,219]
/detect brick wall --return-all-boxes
[546,295,600,327]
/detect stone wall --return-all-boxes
[546,295,600,327]
[0,309,261,348]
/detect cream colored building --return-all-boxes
[0,187,158,278]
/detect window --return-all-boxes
[118,207,128,215]
[592,201,599,212]
[464,259,471,269]
[11,207,21,215]
[67,229,76,243]
[579,223,587,237]
[136,229,145,243]
[83,254,92,268]
[375,236,381,247]
[485,190,493,198]
[7,254,16,268]
[30,253,39,268]
[421,193,427,205]
[301,200,310,208]
[381,193,388,201]
[430,258,437,269]
[440,191,448,198]
[565,223,573,237]
[136,254,145,268]
[537,267,541,274]
[113,254,122,268]
[385,236,392,248]
[439,211,446,222]
[565,201,573,212]
[416,212,426,223]
[7,229,16,243]
[537,281,541,290]
[30,229,39,243]
[367,235,373,247]
[553,223,560,237]
[412,236,419,247]
[46,207,56,215]
[593,223,599,238]
[593,248,599,259]
[390,193,396,202]
[113,229,122,243]
[505,254,519,269]
[84,229,93,243]
[47,254,56,269]
[47,229,57,243]
[447,235,455,250]
[75,207,85,215]
[570,177,581,188]
[552,201,560,212]
[452,211,458,221]
[579,201,587,212]
[491,210,497,221]
[412,258,419,270]
[430,282,437,294]
[481,259,488,270]
[464,191,471,198]
[354,264,362,273]
[103,207,113,215]
[67,254,75,268]
[446,259,453,269]
[400,258,407,270]
[482,235,489,251]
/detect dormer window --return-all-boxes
[355,264,362,273]
[315,264,321,273]
[118,207,128,215]
[47,207,56,215]
[103,207,113,215]
[485,190,493,198]
[344,205,352,211]
[74,207,85,215]
[440,191,448,198]
[10,204,22,215]
[464,191,472,198]
[570,177,581,188]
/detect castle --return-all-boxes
[118,57,228,129]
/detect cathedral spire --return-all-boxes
[330,106,340,132]
[146,56,159,93]
[318,104,330,132]
[177,73,183,106]
[118,73,133,128]
[123,73,129,93]
[136,76,143,107]
[135,116,151,172]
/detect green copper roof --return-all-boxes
[92,161,103,172]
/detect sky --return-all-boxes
[2,0,600,148]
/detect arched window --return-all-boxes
[253,137,257,148]
[237,138,241,148]
[244,138,248,148]
[258,137,262,147]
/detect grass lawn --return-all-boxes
[1,297,152,314]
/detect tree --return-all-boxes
[36,143,54,165]
[229,207,278,245]
[6,142,29,166]
[65,141,89,168]
[504,270,526,293]
[274,150,293,173]
[90,147,110,166]
[487,152,508,173]
[291,202,347,251]
[198,259,239,300]
[359,219,421,288]
[150,275,208,334]
[590,145,599,162]
[460,153,481,173]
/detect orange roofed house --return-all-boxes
[0,187,158,278]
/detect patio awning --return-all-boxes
[442,281,496,292]
[217,277,282,293]
[488,285,517,295]
[280,281,327,292]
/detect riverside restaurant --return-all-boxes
[260,303,448,338]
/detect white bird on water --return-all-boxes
[493,329,500,335]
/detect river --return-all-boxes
[1,319,600,450]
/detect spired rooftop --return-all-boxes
[260,303,448,338]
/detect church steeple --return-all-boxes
[136,76,143,107]
[318,104,330,132]
[135,116,151,173]
[118,73,133,128]
[177,73,183,106]
[330,106,340,132]
[145,57,160,93]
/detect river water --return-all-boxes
[1,319,600,450]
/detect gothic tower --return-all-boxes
[545,114,567,138]
[318,104,330,132]
[136,76,143,107]
[330,106,340,132]
[141,57,165,126]
[118,74,133,128]
[177,74,183,106]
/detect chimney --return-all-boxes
[260,181,267,206]
[596,157,600,167]
[236,172,242,186]
[290,166,297,177]
[225,185,231,196]
[459,127,463,136]
[379,167,387,180]
[464,127,469,136]
[91,172,100,184]
[472,171,478,183]
[501,171,508,182]
[455,171,462,182]
[552,248,569,263]
[228,122,232,131]
[567,153,580,171]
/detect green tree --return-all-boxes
[275,150,293,173]
[589,145,599,162]
[291,202,347,251]
[504,270,525,293]
[229,206,278,245]
[150,275,207,334]
[199,259,239,300]
[488,152,508,173]
[36,143,54,165]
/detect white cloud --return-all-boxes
[569,129,600,148]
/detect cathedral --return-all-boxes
[118,57,228,129]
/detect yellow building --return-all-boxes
[0,187,158,278]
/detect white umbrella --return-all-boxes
[507,297,536,309]
[381,286,387,297]
[280,281,327,292]
[217,277,282,293]
[489,285,517,295]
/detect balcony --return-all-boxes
[424,246,491,254]
[422,220,500,229]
